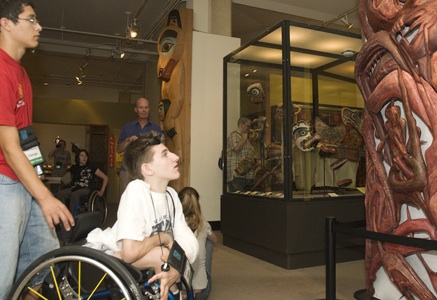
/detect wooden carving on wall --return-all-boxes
[157,8,193,191]
[355,0,437,298]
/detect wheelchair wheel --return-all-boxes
[88,190,108,225]
[9,246,143,300]
[73,198,89,217]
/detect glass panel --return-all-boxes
[314,75,365,193]
[225,62,284,197]
[224,20,365,200]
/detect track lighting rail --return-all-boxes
[43,26,157,44]
[321,6,358,27]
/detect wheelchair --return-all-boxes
[8,212,193,300]
[72,189,108,225]
[59,171,108,225]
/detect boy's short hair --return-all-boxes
[124,131,164,180]
[0,0,35,22]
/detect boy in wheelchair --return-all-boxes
[84,132,198,300]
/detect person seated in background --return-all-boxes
[57,149,108,213]
[85,132,198,300]
[179,186,218,300]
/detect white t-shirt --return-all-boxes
[86,179,198,264]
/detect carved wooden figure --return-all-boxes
[157,9,193,190]
[355,0,437,298]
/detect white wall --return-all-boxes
[190,31,240,221]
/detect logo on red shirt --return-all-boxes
[16,84,25,109]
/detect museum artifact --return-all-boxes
[355,0,437,298]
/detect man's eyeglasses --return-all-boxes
[16,17,39,25]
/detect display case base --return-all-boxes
[221,194,365,269]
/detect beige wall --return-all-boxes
[190,31,240,221]
[34,97,136,128]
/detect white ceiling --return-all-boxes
[232,0,360,44]
[23,0,361,92]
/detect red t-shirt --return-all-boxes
[0,49,33,181]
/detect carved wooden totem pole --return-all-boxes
[157,9,193,191]
[355,0,437,298]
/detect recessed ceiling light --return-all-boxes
[341,50,356,58]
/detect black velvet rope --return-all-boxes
[325,217,437,300]
[332,219,437,251]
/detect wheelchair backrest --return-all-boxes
[64,211,101,245]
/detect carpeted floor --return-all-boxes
[208,231,366,300]
[104,203,366,299]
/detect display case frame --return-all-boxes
[222,19,365,201]
[221,20,366,269]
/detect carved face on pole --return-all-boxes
[157,10,185,82]
[158,99,171,122]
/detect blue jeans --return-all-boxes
[0,174,59,299]
[57,187,91,212]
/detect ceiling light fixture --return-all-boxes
[126,11,139,39]
[321,6,358,28]
[129,19,139,38]
[114,39,125,59]
[341,49,356,58]
[114,49,125,59]
[79,69,87,78]
[79,61,89,72]
[341,15,353,30]
[75,76,83,85]
[78,48,90,79]
[79,64,87,78]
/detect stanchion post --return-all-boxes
[326,216,336,300]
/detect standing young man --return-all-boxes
[117,97,162,197]
[0,1,74,298]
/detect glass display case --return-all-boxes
[223,20,365,200]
